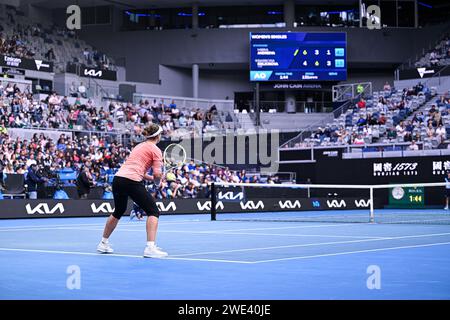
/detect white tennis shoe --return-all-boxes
[97,241,114,253]
[143,245,168,258]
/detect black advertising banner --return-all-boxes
[66,63,117,81]
[315,156,450,184]
[0,197,373,219]
[1,67,26,76]
[0,54,53,72]
[398,65,450,80]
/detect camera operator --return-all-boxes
[76,163,95,199]
[26,164,47,199]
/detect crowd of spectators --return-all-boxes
[0,128,277,199]
[282,83,449,150]
[416,36,450,68]
[0,82,226,140]
[0,7,115,72]
[0,31,35,58]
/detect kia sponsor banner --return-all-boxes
[0,197,373,219]
[0,54,53,73]
[398,65,450,80]
[66,63,117,81]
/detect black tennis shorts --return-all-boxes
[446,189,450,198]
[111,176,160,219]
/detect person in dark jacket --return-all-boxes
[26,164,47,199]
[76,166,94,199]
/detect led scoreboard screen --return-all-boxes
[250,32,347,82]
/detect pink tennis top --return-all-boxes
[116,141,162,182]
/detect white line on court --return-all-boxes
[0,221,357,232]
[253,241,450,263]
[196,231,388,239]
[0,247,253,264]
[204,224,358,232]
[67,228,384,240]
[168,232,450,257]
[0,219,218,231]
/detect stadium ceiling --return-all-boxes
[24,0,360,9]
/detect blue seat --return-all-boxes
[58,171,77,182]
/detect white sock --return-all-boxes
[147,241,155,247]
[102,237,109,244]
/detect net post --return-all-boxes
[211,182,216,221]
[369,187,374,223]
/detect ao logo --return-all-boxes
[84,69,103,77]
[240,201,264,210]
[312,200,321,208]
[254,72,267,80]
[326,199,346,208]
[196,201,224,211]
[354,199,371,208]
[91,203,114,214]
[218,191,243,201]
[26,203,64,215]
[156,202,177,212]
[278,200,301,209]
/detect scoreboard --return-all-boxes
[250,32,347,82]
[388,186,425,208]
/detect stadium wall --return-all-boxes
[76,24,448,86]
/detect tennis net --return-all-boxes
[209,182,449,224]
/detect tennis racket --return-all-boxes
[162,143,187,177]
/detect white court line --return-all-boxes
[253,241,450,263]
[0,247,252,264]
[0,219,212,229]
[0,219,217,232]
[0,226,390,242]
[68,228,384,240]
[2,241,450,265]
[199,231,387,239]
[0,222,359,233]
[169,232,450,257]
[190,224,359,233]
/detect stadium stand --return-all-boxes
[0,6,116,73]
[415,35,450,68]
[280,82,450,150]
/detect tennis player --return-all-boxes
[445,171,450,210]
[97,123,168,258]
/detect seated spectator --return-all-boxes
[436,124,446,141]
[426,123,435,137]
[407,140,419,151]
[353,134,365,145]
[383,81,391,92]
[69,82,78,97]
[356,115,367,126]
[378,113,386,125]
[78,82,87,99]
[357,99,366,109]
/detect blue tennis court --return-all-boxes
[1,210,450,300]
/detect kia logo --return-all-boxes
[278,200,301,209]
[326,199,346,208]
[91,203,114,214]
[354,199,371,208]
[26,203,64,215]
[196,201,224,211]
[218,191,244,200]
[156,202,177,212]
[84,69,103,77]
[240,200,264,210]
